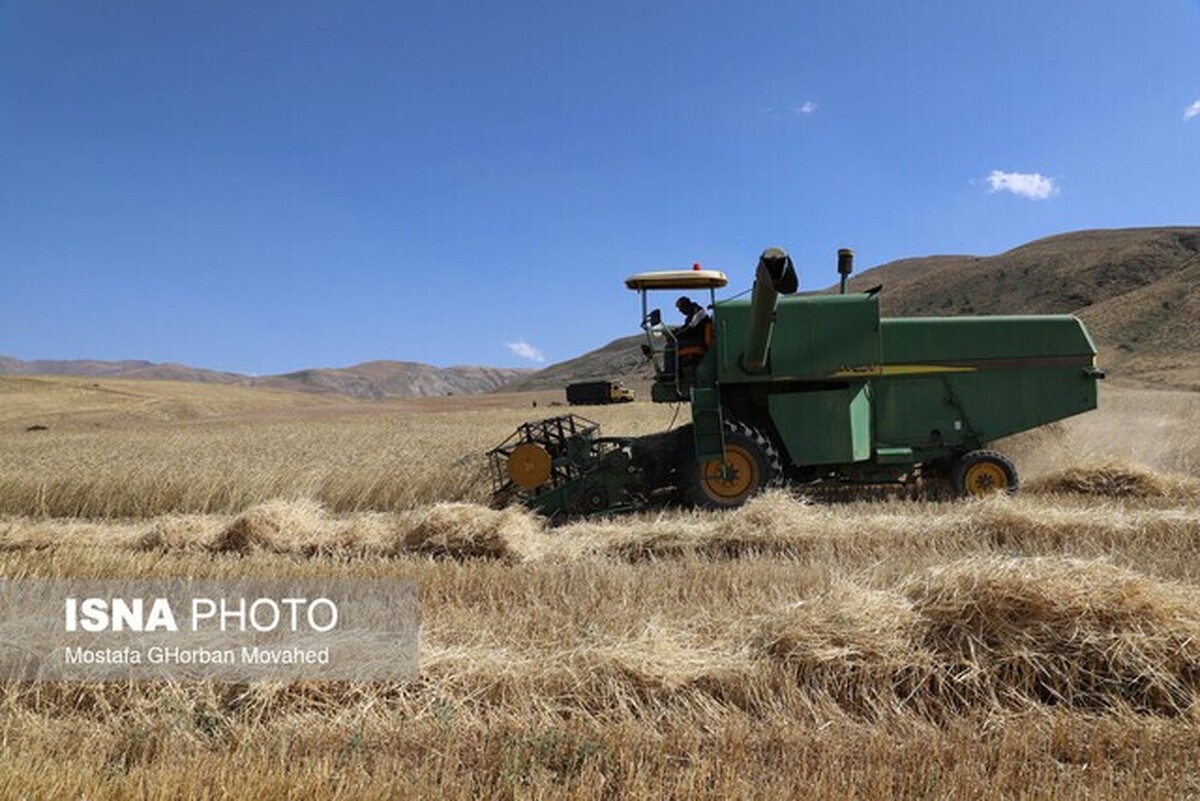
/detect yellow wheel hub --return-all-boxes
[700,445,759,502]
[507,443,552,490]
[964,461,1009,496]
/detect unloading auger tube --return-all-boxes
[741,247,799,374]
[489,243,1103,518]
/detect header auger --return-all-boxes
[491,247,1103,519]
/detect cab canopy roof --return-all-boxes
[624,269,729,291]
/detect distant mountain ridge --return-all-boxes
[0,356,248,384]
[258,361,529,399]
[507,226,1200,392]
[0,356,530,399]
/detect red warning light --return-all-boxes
[693,262,702,271]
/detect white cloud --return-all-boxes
[1185,100,1200,120]
[505,340,545,363]
[986,170,1058,200]
[761,101,817,118]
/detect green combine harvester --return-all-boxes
[489,247,1103,518]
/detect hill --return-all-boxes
[514,227,1200,392]
[499,335,650,393]
[0,356,247,385]
[843,227,1200,388]
[0,356,530,399]
[258,361,529,399]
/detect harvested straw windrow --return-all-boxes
[904,556,1200,713]
[752,582,930,718]
[605,492,824,561]
[755,556,1200,717]
[208,499,331,554]
[1027,460,1199,499]
[398,503,546,562]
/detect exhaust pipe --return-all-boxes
[837,248,854,295]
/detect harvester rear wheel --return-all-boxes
[683,421,783,509]
[952,450,1018,497]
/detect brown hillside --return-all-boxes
[515,227,1200,392]
[499,336,650,393]
[846,228,1200,317]
[0,356,530,399]
[844,227,1200,388]
[0,357,248,385]
[259,360,530,398]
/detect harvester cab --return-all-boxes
[625,264,729,401]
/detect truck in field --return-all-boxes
[566,381,635,405]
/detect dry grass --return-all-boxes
[757,557,1200,719]
[2,377,1200,797]
[998,385,1200,478]
[399,503,547,562]
[1026,459,1200,499]
[0,377,679,518]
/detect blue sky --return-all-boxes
[2,1,1198,375]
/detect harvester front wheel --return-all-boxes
[952,450,1018,497]
[684,421,783,509]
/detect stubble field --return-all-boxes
[2,375,1200,799]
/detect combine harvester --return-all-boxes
[489,248,1103,518]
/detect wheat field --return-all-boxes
[2,376,1200,799]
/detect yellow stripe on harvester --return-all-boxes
[826,364,979,379]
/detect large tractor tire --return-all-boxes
[682,420,783,509]
[952,449,1019,497]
